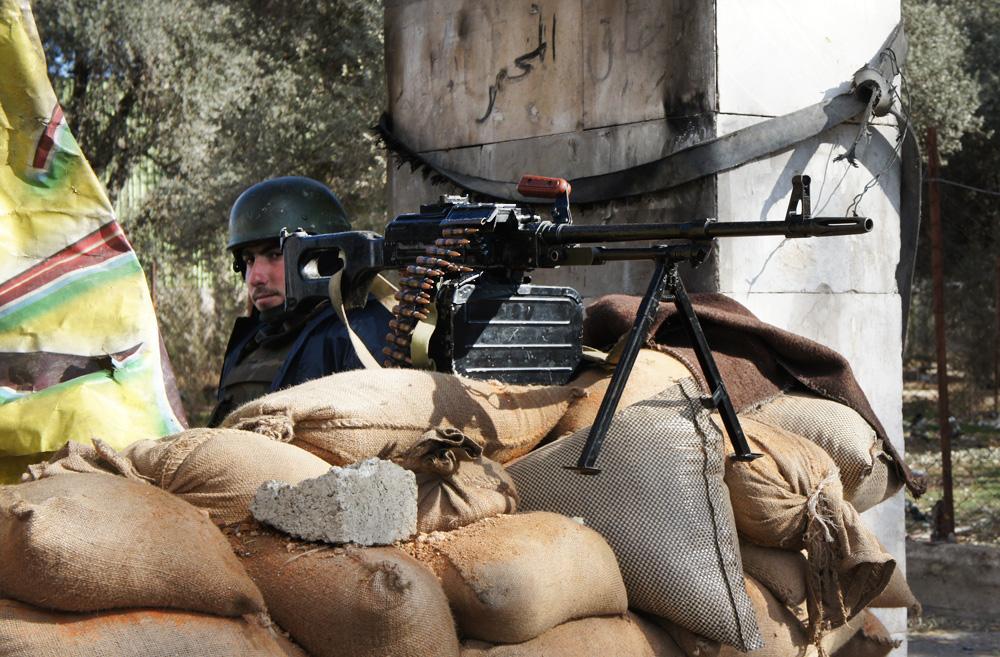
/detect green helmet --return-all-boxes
[227,176,350,257]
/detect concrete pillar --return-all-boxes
[385,1,906,651]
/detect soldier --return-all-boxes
[208,176,391,426]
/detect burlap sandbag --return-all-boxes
[402,512,628,644]
[869,566,921,615]
[742,540,921,627]
[743,392,902,512]
[221,369,577,464]
[547,349,692,440]
[122,428,332,524]
[395,428,518,533]
[661,576,869,657]
[831,611,898,657]
[229,524,459,657]
[507,379,762,652]
[21,439,148,482]
[460,613,685,657]
[0,599,286,657]
[722,418,895,640]
[0,473,263,616]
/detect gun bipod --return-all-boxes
[567,247,761,475]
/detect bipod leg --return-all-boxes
[668,274,761,461]
[567,256,673,474]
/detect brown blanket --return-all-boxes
[583,293,924,496]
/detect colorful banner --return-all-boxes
[0,1,184,481]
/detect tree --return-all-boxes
[33,0,386,423]
[903,0,1000,413]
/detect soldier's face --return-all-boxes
[242,242,285,312]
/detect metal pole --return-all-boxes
[995,257,999,415]
[926,127,955,541]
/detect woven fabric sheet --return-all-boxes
[507,378,762,651]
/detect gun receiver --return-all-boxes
[281,174,871,471]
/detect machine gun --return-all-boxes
[281,174,871,472]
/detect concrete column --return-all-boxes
[385,1,907,651]
[713,2,905,652]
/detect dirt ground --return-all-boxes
[909,616,1000,657]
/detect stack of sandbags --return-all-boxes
[721,417,896,639]
[219,368,579,463]
[39,427,519,656]
[506,379,764,653]
[0,472,289,657]
[741,392,903,513]
[658,389,913,657]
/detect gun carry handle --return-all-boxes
[517,175,571,199]
[517,175,573,225]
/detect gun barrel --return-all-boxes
[540,216,872,244]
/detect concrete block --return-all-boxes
[250,459,418,546]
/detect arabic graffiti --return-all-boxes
[476,4,555,124]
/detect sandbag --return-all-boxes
[507,379,762,652]
[869,566,921,616]
[460,613,685,657]
[0,599,286,657]
[722,418,894,640]
[402,512,628,644]
[0,473,263,616]
[661,576,869,657]
[547,349,691,440]
[743,392,902,512]
[395,428,518,533]
[21,438,147,482]
[832,611,898,657]
[229,524,459,657]
[122,428,332,524]
[221,369,577,464]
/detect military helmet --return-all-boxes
[227,176,350,256]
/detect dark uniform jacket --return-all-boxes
[208,299,391,426]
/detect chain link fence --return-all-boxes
[904,373,1000,544]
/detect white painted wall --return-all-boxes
[715,2,907,652]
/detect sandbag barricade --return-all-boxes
[0,472,264,616]
[0,599,288,657]
[742,392,903,513]
[507,379,762,652]
[394,428,519,533]
[460,613,685,657]
[220,369,577,464]
[229,523,460,657]
[402,511,628,644]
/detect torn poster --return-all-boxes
[0,1,184,482]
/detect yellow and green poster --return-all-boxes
[0,0,184,481]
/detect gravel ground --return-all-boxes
[909,630,1000,656]
[909,616,1000,657]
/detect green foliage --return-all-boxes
[903,0,986,158]
[33,0,386,424]
[904,0,1000,419]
